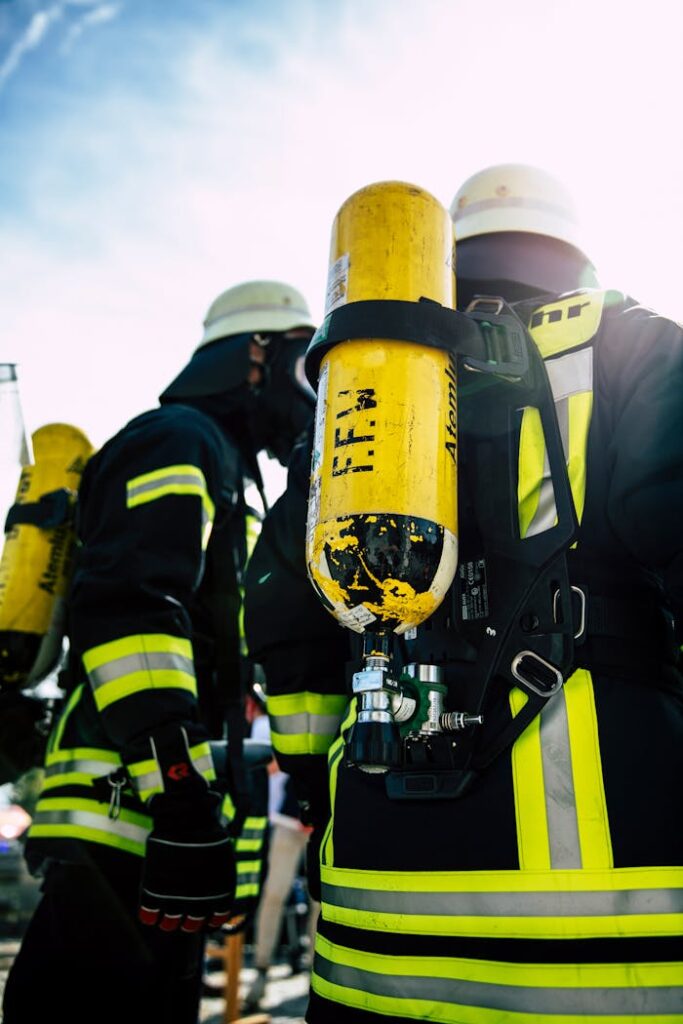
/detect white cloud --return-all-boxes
[0,5,63,89]
[61,2,121,55]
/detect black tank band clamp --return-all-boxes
[304,297,531,384]
[4,488,75,534]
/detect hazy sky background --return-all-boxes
[1,0,682,500]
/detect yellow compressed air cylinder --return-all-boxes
[0,423,94,687]
[306,181,458,634]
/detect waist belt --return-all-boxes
[562,584,677,670]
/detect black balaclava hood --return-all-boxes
[159,331,314,469]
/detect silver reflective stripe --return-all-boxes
[44,758,118,779]
[270,712,344,736]
[545,347,593,401]
[131,768,162,795]
[320,883,683,918]
[33,809,149,844]
[192,753,214,776]
[239,827,266,842]
[88,652,194,690]
[524,397,568,537]
[127,473,205,502]
[314,952,683,1015]
[236,870,261,886]
[539,689,581,868]
[524,347,592,539]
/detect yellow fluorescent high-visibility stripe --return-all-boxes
[314,932,683,987]
[28,824,146,858]
[323,700,356,868]
[271,733,336,756]
[312,933,683,1024]
[236,884,260,898]
[41,772,103,791]
[566,390,593,525]
[34,796,151,827]
[510,687,550,869]
[221,793,236,821]
[565,669,612,869]
[126,464,215,522]
[517,407,546,539]
[237,860,261,874]
[321,863,683,896]
[46,746,120,767]
[319,864,683,938]
[267,692,349,717]
[92,669,196,711]
[83,634,192,672]
[48,684,84,754]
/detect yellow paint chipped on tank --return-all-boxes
[356,576,439,629]
[323,519,360,553]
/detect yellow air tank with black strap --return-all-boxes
[306,181,459,637]
[0,423,94,689]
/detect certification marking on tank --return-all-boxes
[459,558,489,621]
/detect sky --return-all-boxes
[1,0,682,503]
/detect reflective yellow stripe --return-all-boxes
[42,748,122,792]
[127,740,216,802]
[510,687,550,868]
[312,932,683,1022]
[319,863,683,939]
[126,464,215,519]
[83,634,196,711]
[322,700,355,868]
[48,684,84,754]
[268,691,348,756]
[83,633,192,670]
[517,407,546,539]
[271,733,338,756]
[236,816,267,852]
[511,669,611,871]
[566,389,593,526]
[30,797,151,857]
[517,343,593,540]
[236,858,262,899]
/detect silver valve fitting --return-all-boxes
[440,711,484,732]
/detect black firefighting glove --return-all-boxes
[127,724,237,933]
[140,787,236,933]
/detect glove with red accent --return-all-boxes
[139,786,236,933]
[128,723,236,933]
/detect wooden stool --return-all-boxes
[205,928,270,1024]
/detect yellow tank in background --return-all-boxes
[306,181,458,634]
[0,423,94,688]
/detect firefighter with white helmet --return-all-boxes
[3,280,316,1024]
[244,169,683,1021]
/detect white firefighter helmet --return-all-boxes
[200,280,315,349]
[449,163,581,248]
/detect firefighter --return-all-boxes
[244,168,683,1022]
[2,279,316,1024]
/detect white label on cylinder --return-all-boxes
[325,252,350,314]
[338,604,377,629]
